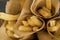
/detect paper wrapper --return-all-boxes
[6,0,25,15]
[0,22,13,40]
[37,30,56,40]
[31,0,59,19]
[47,16,60,40]
[19,33,38,40]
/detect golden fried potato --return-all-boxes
[42,7,50,13]
[0,12,19,20]
[6,23,14,31]
[30,16,42,27]
[49,20,56,27]
[18,26,32,32]
[13,34,20,38]
[33,27,39,32]
[7,29,20,38]
[38,9,51,18]
[22,21,29,26]
[27,19,35,26]
[6,30,14,37]
[48,26,59,32]
[46,0,51,9]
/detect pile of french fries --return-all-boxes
[0,0,59,40]
[48,19,60,32]
[47,17,60,40]
[38,0,52,18]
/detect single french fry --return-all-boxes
[42,7,50,13]
[38,9,51,18]
[33,27,39,32]
[46,0,51,9]
[22,21,29,26]
[18,26,32,32]
[27,19,35,26]
[13,34,20,38]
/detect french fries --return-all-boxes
[48,26,59,32]
[18,16,43,32]
[6,24,14,31]
[19,16,43,32]
[6,27,20,38]
[49,20,56,27]
[38,9,51,18]
[27,16,42,27]
[48,19,60,32]
[6,21,15,31]
[30,16,42,27]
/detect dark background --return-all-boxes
[0,0,8,26]
[0,0,8,12]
